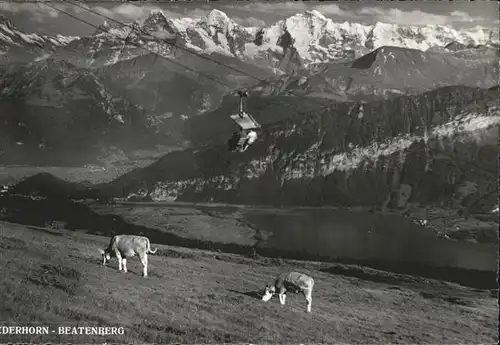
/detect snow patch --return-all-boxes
[0,31,13,43]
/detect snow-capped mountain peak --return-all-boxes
[305,9,327,20]
[0,15,15,30]
[142,10,179,40]
[143,10,171,29]
[0,17,78,65]
[0,18,76,48]
[279,10,338,62]
[145,9,169,23]
[204,9,234,31]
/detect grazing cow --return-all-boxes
[262,271,315,313]
[99,235,157,277]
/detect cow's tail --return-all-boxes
[147,240,158,254]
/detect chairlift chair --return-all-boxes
[228,91,261,152]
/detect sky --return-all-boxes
[0,0,498,37]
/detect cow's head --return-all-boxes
[98,248,112,265]
[262,285,275,302]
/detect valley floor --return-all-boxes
[0,165,126,185]
[0,221,497,344]
[0,154,165,185]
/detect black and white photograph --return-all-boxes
[0,0,498,343]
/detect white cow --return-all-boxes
[99,235,157,277]
[262,271,315,313]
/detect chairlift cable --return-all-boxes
[17,2,337,150]
[39,2,230,88]
[40,1,337,117]
[62,0,265,84]
[8,1,341,115]
[60,0,336,109]
[41,1,338,114]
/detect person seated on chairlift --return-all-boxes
[228,90,260,152]
[241,129,258,151]
[228,127,258,152]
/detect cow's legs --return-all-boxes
[278,286,287,305]
[279,293,286,305]
[303,289,312,313]
[122,258,127,273]
[306,296,312,313]
[139,254,148,277]
[115,250,123,271]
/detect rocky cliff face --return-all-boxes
[104,85,499,215]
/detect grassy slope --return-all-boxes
[1,221,497,344]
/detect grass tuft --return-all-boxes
[24,263,83,295]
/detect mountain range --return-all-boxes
[0,9,498,171]
[49,9,498,70]
[0,15,78,65]
[2,9,498,71]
